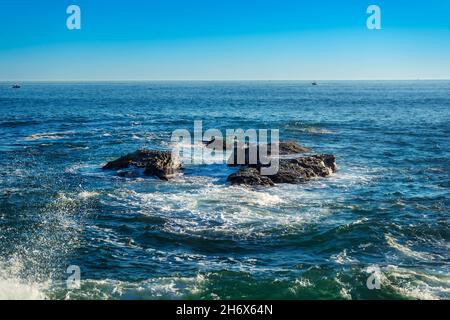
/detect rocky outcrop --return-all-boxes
[227,140,310,167]
[268,155,336,183]
[227,167,275,186]
[103,149,181,180]
[143,152,181,180]
[103,143,334,185]
[227,154,336,186]
[273,140,311,155]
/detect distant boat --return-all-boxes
[311,82,318,86]
[12,84,21,89]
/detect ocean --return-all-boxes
[0,81,448,300]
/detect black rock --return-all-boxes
[227,167,275,187]
[269,155,336,184]
[143,152,181,180]
[226,154,336,186]
[103,149,181,180]
[273,140,311,155]
[227,140,310,167]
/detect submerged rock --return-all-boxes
[227,140,310,167]
[117,170,142,178]
[227,154,336,186]
[103,149,181,180]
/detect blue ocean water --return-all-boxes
[0,81,448,300]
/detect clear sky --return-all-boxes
[1,0,449,80]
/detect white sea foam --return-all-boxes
[334,275,352,300]
[63,274,208,300]
[331,249,358,265]
[339,287,352,300]
[325,168,376,188]
[0,185,91,300]
[78,191,99,200]
[65,163,86,173]
[106,177,333,240]
[0,258,48,300]
[24,131,74,141]
[382,265,450,300]
[284,124,335,135]
[0,278,47,300]
[132,134,143,140]
[294,277,313,288]
[385,234,435,261]
[65,163,105,176]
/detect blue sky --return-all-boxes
[1,0,449,80]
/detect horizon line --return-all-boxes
[1,78,450,83]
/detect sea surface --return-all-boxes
[0,81,449,300]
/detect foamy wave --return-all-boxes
[294,277,313,288]
[63,274,207,300]
[24,131,74,141]
[0,258,48,300]
[132,134,143,140]
[331,249,358,265]
[284,124,334,135]
[0,279,47,300]
[334,275,352,300]
[287,277,314,295]
[382,265,450,300]
[106,179,331,239]
[385,235,436,261]
[325,167,378,188]
[78,191,100,200]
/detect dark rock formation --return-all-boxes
[268,155,336,184]
[143,152,181,180]
[104,143,333,185]
[227,167,275,186]
[273,140,311,155]
[227,140,310,167]
[227,154,336,186]
[103,149,181,180]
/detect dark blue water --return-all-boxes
[0,81,449,299]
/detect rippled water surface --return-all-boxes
[0,81,449,299]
